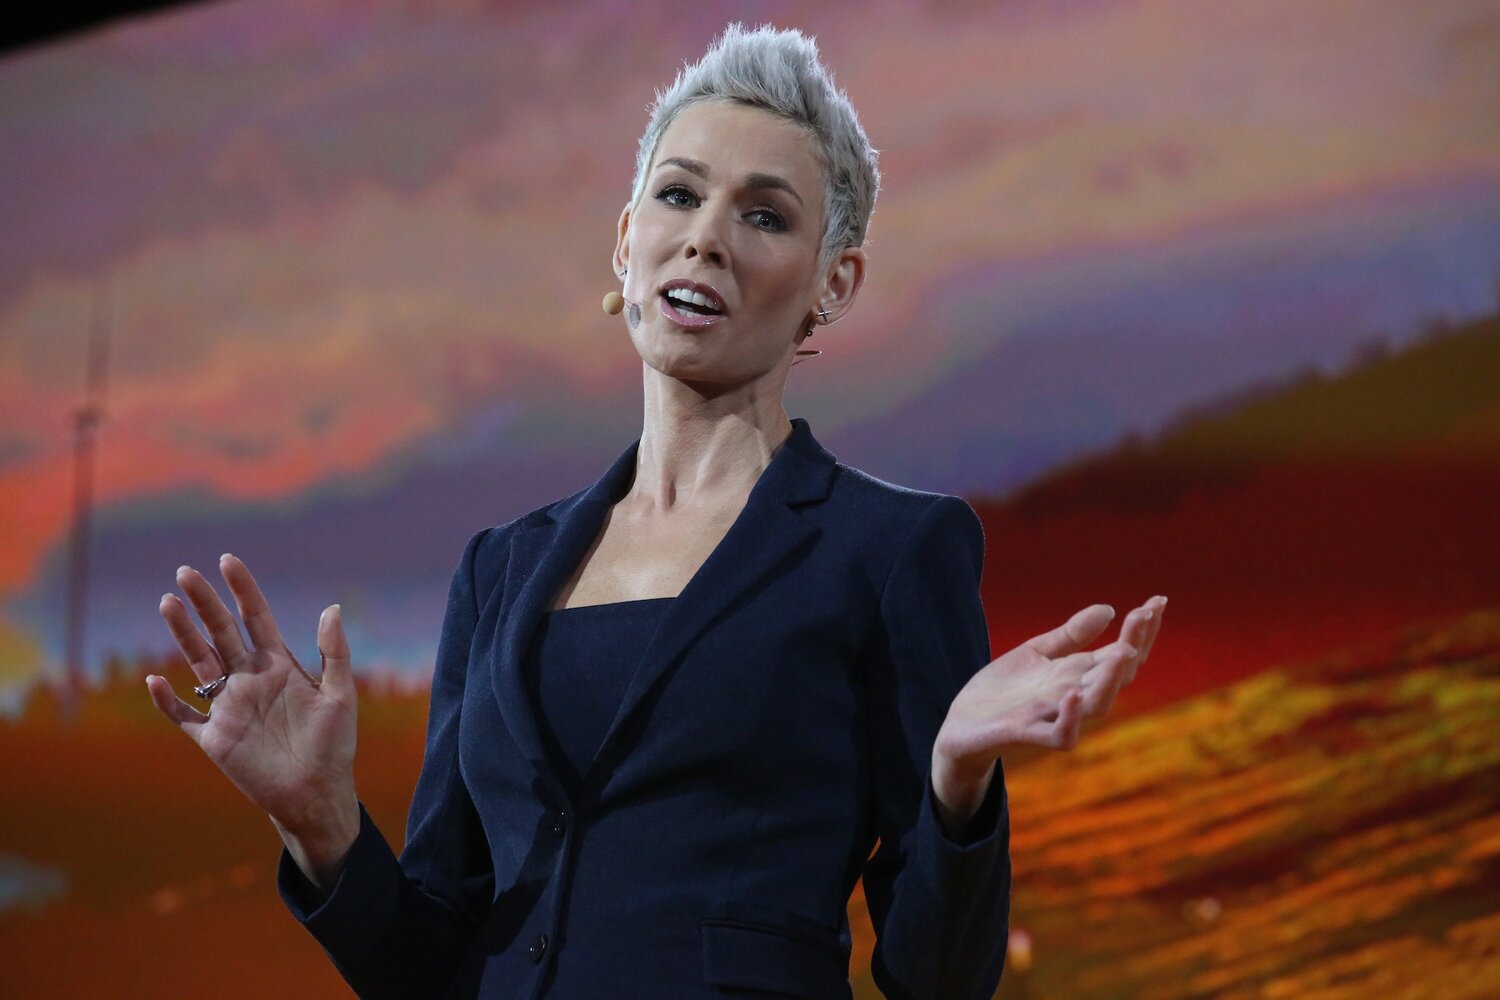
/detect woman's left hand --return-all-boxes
[930,596,1167,834]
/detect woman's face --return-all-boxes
[615,100,846,386]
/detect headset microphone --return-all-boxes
[603,290,642,328]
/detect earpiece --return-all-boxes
[793,303,829,364]
[604,266,629,316]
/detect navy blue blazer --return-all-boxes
[279,416,1010,999]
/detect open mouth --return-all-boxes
[658,281,728,329]
[661,288,724,317]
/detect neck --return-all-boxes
[629,371,793,513]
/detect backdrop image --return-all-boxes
[2,1,1498,996]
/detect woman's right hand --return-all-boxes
[146,553,360,891]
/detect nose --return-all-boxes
[682,205,729,269]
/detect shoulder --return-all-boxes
[845,464,991,669]
[450,483,590,586]
[828,461,984,552]
[808,461,987,603]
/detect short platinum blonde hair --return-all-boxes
[630,23,881,270]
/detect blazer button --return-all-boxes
[528,933,549,964]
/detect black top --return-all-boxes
[522,597,676,792]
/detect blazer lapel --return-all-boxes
[489,441,638,781]
[488,417,839,792]
[586,418,837,782]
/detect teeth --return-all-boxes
[666,288,719,311]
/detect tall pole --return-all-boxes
[61,283,110,719]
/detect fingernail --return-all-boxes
[1103,604,1116,619]
[176,564,192,576]
[1155,595,1168,608]
[220,553,234,563]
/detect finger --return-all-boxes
[1122,616,1149,685]
[1118,606,1153,686]
[1136,595,1167,665]
[159,593,228,685]
[1028,688,1083,750]
[176,564,250,670]
[1051,648,1101,683]
[1124,644,1144,685]
[145,674,208,742]
[317,604,355,700]
[1089,684,1119,717]
[1055,636,1134,686]
[1058,689,1083,748]
[1118,598,1165,684]
[220,553,287,653]
[967,696,1069,752]
[1122,604,1156,648]
[1026,604,1115,659]
[1081,644,1135,716]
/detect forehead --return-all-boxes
[652,101,824,194]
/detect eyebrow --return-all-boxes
[657,156,805,207]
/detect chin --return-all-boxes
[651,354,723,382]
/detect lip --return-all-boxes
[658,278,729,329]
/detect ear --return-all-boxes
[613,202,632,278]
[816,245,866,325]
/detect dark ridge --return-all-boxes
[1,1,204,55]
[996,310,1500,519]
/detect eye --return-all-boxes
[746,207,788,232]
[654,184,699,208]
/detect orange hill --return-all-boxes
[2,613,1495,998]
[990,608,1500,999]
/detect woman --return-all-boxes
[148,24,1165,1000]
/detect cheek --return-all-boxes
[628,211,672,261]
[733,235,815,290]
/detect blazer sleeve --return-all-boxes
[276,526,498,999]
[863,495,1011,1000]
